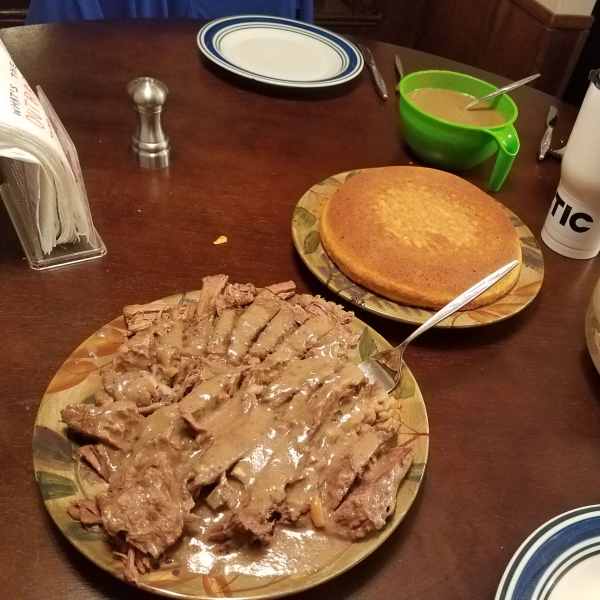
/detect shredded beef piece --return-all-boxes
[267,280,296,297]
[321,429,395,510]
[98,458,194,558]
[94,389,113,406]
[195,274,229,322]
[290,294,354,325]
[79,444,124,482]
[215,282,257,313]
[114,330,156,370]
[67,498,102,526]
[333,447,414,539]
[123,300,173,334]
[209,504,282,547]
[123,547,138,582]
[61,401,142,451]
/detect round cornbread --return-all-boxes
[320,167,522,310]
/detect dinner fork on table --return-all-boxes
[359,260,520,392]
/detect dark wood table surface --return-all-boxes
[0,18,597,600]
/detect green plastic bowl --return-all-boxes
[399,70,520,192]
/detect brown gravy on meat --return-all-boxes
[62,276,414,583]
[172,505,351,577]
[407,87,506,127]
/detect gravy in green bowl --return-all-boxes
[407,88,505,128]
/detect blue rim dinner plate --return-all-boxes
[198,15,363,88]
[496,505,600,600]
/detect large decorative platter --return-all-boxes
[33,290,428,599]
[198,16,363,88]
[292,169,544,328]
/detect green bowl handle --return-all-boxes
[487,124,520,192]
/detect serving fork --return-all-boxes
[358,260,520,392]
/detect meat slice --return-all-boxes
[261,355,342,405]
[195,275,229,323]
[207,308,238,355]
[249,302,297,360]
[291,294,354,326]
[215,282,257,313]
[306,363,364,433]
[123,300,173,334]
[101,369,156,407]
[228,297,282,364]
[285,379,395,517]
[79,444,124,482]
[214,430,303,544]
[183,275,229,354]
[114,369,241,471]
[262,281,296,300]
[306,326,360,361]
[190,402,273,488]
[205,473,243,510]
[67,498,102,526]
[208,504,282,547]
[98,454,194,558]
[101,326,181,407]
[114,330,156,370]
[332,447,413,539]
[92,370,242,559]
[257,315,334,373]
[61,400,142,451]
[321,428,395,510]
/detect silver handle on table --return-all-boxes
[367,63,388,100]
[539,125,554,161]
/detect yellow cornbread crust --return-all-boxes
[320,167,522,310]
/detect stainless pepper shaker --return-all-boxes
[127,77,171,169]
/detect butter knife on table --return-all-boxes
[539,106,558,161]
[395,55,404,94]
[359,44,388,101]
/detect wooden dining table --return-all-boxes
[1,18,598,600]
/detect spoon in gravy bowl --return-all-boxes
[464,73,540,110]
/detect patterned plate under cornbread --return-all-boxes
[292,169,544,328]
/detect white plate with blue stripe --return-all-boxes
[198,15,363,88]
[496,506,600,600]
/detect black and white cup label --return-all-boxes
[543,185,600,251]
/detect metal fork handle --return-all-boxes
[538,124,554,161]
[399,260,520,349]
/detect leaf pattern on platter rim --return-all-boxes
[33,426,76,470]
[46,359,98,394]
[37,471,78,500]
